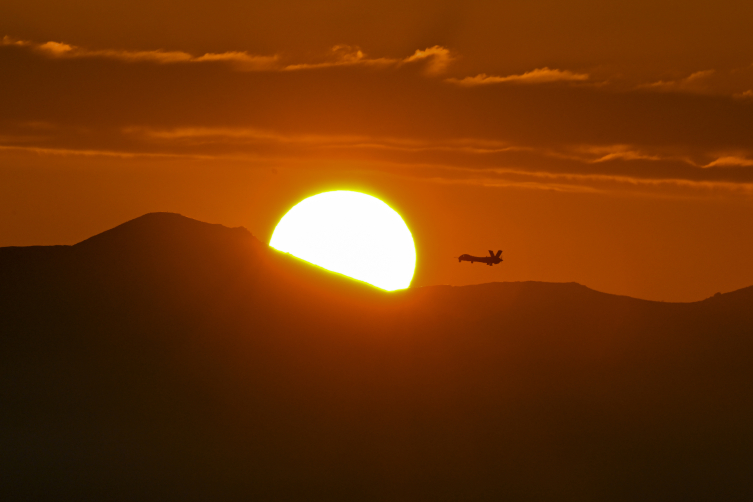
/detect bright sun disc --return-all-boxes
[270,191,416,291]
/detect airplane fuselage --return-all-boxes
[459,250,503,266]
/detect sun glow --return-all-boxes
[270,191,416,291]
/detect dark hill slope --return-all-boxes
[1,213,752,501]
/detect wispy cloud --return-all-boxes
[3,35,753,200]
[0,144,213,160]
[124,126,753,187]
[639,69,715,93]
[402,46,454,75]
[283,44,454,73]
[6,119,753,198]
[283,44,395,71]
[566,144,675,164]
[1,35,28,47]
[191,52,279,70]
[447,67,589,86]
[2,36,279,70]
[2,36,454,75]
[416,164,753,196]
[126,126,374,146]
[125,126,529,154]
[703,155,753,168]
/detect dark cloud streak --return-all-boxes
[2,42,753,194]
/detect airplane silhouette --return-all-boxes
[459,250,503,266]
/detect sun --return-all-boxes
[270,191,416,291]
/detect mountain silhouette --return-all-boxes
[2,213,752,501]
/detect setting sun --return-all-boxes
[270,191,416,291]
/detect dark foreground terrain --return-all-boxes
[2,213,752,501]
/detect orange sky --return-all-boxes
[2,0,753,301]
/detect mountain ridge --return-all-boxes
[2,213,752,501]
[3,211,749,303]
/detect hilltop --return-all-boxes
[1,213,752,501]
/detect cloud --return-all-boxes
[639,69,715,92]
[37,41,77,56]
[126,126,373,146]
[1,35,27,47]
[426,174,605,194]
[283,44,453,73]
[2,36,278,70]
[447,67,589,86]
[3,37,453,75]
[3,35,753,200]
[0,144,212,160]
[685,69,715,83]
[190,52,279,70]
[734,89,753,99]
[402,46,454,75]
[125,127,538,159]
[283,44,395,71]
[419,164,753,196]
[7,117,753,198]
[566,144,673,164]
[122,126,753,191]
[703,156,753,168]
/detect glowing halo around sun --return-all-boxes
[270,191,416,291]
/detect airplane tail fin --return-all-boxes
[495,250,502,258]
[488,250,495,258]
